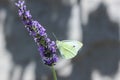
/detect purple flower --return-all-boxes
[15,0,58,66]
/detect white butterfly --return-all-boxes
[56,40,83,59]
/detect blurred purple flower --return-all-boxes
[15,0,58,66]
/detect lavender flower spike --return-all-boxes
[15,0,58,66]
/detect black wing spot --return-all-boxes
[73,45,75,48]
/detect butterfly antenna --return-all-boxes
[52,32,58,40]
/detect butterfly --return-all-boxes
[56,40,83,59]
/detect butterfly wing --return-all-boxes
[62,40,83,53]
[56,40,83,59]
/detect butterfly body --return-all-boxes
[56,40,83,59]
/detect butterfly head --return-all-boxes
[56,40,62,48]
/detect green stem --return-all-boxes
[51,64,57,80]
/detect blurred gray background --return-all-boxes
[0,0,120,80]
